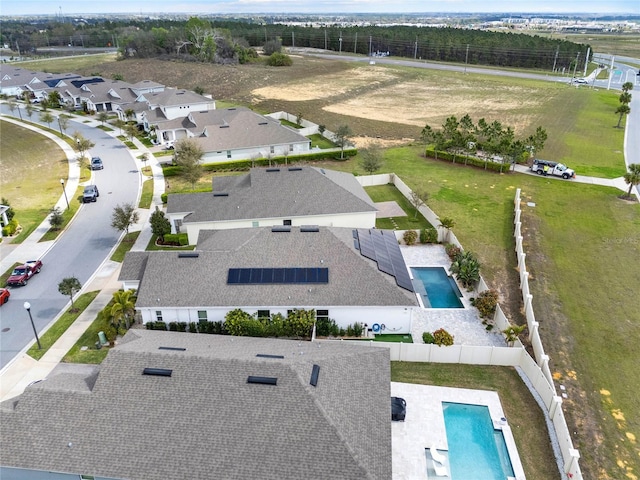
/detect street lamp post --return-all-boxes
[23,302,42,350]
[60,178,69,210]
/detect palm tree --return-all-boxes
[438,217,456,242]
[502,324,527,347]
[622,81,634,93]
[624,164,640,197]
[615,104,631,128]
[619,92,632,105]
[110,289,136,331]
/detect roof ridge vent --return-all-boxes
[288,167,302,171]
[265,168,280,172]
[247,376,277,385]
[143,368,172,377]
[158,346,186,351]
[256,354,285,359]
[213,192,229,197]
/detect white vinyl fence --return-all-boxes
[354,175,582,480]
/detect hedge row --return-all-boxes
[425,148,514,173]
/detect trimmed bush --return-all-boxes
[266,52,293,66]
[316,317,339,337]
[420,227,438,244]
[445,244,461,260]
[433,328,454,346]
[422,331,436,344]
[403,230,418,245]
[163,233,189,246]
[473,289,499,319]
[425,148,510,173]
[146,321,167,330]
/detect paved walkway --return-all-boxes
[0,110,166,401]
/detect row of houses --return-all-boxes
[0,65,313,162]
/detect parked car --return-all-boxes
[0,288,10,305]
[530,159,576,179]
[83,185,100,203]
[6,260,43,287]
[391,396,406,421]
[90,157,104,170]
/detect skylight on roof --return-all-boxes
[247,376,277,385]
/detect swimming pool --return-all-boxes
[442,402,515,480]
[410,267,463,308]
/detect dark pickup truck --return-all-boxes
[7,260,43,286]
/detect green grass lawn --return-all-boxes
[391,363,559,480]
[365,184,434,230]
[62,298,115,365]
[39,186,84,241]
[308,134,336,149]
[18,53,118,73]
[139,178,154,209]
[0,120,69,243]
[373,334,413,343]
[110,231,141,262]
[27,291,100,360]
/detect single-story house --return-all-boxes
[0,330,392,480]
[119,226,417,331]
[167,166,377,243]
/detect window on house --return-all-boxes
[198,311,207,323]
[283,219,292,226]
[252,221,259,228]
[155,311,163,322]
[257,310,270,320]
[316,310,329,322]
[289,144,294,152]
[270,146,275,154]
[227,150,232,159]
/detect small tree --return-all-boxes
[72,132,95,159]
[1,198,15,222]
[174,138,204,190]
[409,189,428,218]
[125,123,138,142]
[623,164,640,197]
[359,146,383,174]
[49,207,64,230]
[114,118,126,134]
[111,203,139,234]
[502,324,527,347]
[48,90,62,108]
[334,125,352,159]
[110,289,136,331]
[40,111,54,130]
[57,115,69,137]
[150,207,171,242]
[140,152,150,169]
[7,99,22,120]
[193,86,205,95]
[318,124,326,136]
[296,112,303,126]
[438,217,456,242]
[615,104,630,129]
[264,39,282,55]
[98,111,109,126]
[25,103,35,120]
[58,277,82,310]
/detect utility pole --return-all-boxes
[607,55,615,90]
[339,32,342,54]
[552,47,559,72]
[292,32,295,48]
[464,44,469,74]
[354,32,357,53]
[414,36,418,59]
[369,35,372,57]
[571,52,580,82]
[324,29,327,51]
[583,47,590,76]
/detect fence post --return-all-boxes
[528,320,539,342]
[520,271,529,289]
[514,207,521,225]
[548,395,563,419]
[565,449,581,476]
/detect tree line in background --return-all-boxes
[2,17,590,70]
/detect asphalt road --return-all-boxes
[0,110,139,368]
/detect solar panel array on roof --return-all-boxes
[227,268,329,285]
[354,229,414,292]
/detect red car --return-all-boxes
[0,288,10,305]
[6,260,43,287]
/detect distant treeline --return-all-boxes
[1,18,590,70]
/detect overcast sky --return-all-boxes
[1,0,638,16]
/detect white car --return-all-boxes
[573,78,588,84]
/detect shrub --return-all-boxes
[146,321,167,330]
[266,52,292,66]
[316,317,338,337]
[450,250,480,289]
[422,331,435,344]
[420,227,438,244]
[473,289,499,319]
[403,230,418,245]
[351,322,364,337]
[285,309,315,338]
[163,233,189,245]
[445,244,461,260]
[224,308,256,336]
[188,322,198,333]
[433,328,454,346]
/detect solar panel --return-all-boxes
[354,239,360,250]
[352,229,359,239]
[358,230,377,261]
[227,268,328,284]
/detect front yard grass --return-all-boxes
[39,186,84,241]
[138,178,154,209]
[63,298,116,365]
[391,362,559,480]
[27,291,100,360]
[110,231,140,262]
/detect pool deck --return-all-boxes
[400,245,506,347]
[391,382,526,480]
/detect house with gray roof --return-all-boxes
[167,166,377,243]
[119,226,417,331]
[0,330,392,480]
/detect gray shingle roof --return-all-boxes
[0,331,391,480]
[167,166,376,222]
[146,88,212,107]
[127,227,416,308]
[117,251,149,282]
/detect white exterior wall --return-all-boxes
[121,280,140,291]
[161,101,215,120]
[182,211,376,244]
[200,141,310,164]
[139,305,412,332]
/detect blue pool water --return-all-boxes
[410,267,463,308]
[442,402,515,480]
